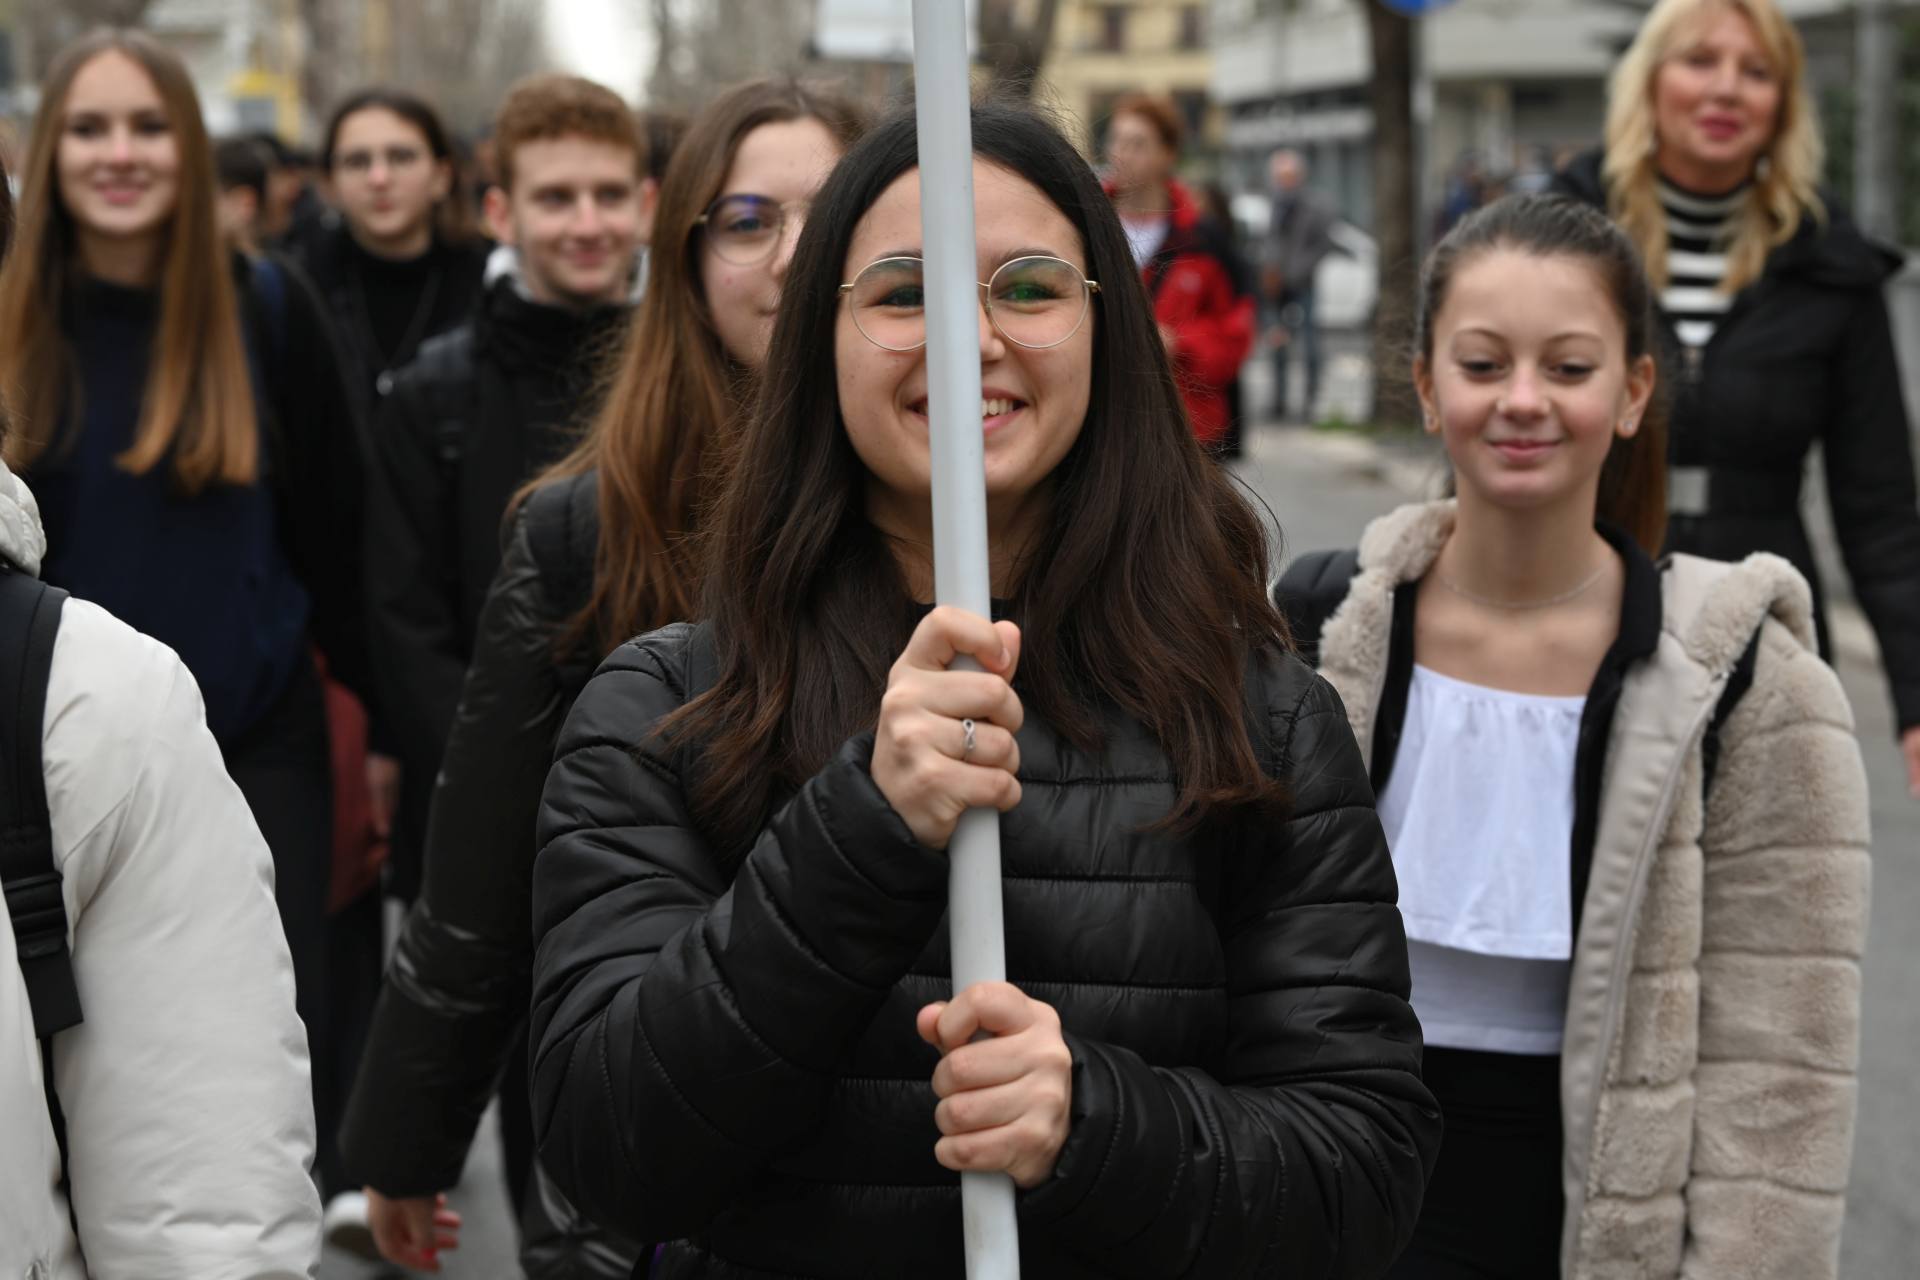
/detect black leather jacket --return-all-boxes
[1554,150,1920,733]
[528,619,1441,1278]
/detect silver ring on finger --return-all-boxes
[961,717,977,760]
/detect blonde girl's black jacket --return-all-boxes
[1553,150,1920,733]
[526,620,1441,1278]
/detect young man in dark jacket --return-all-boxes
[363,73,649,904]
[347,72,649,1264]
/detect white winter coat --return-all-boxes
[0,462,321,1278]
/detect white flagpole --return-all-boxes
[910,1,1020,1275]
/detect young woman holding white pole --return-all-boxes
[525,100,1439,1278]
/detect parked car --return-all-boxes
[1229,192,1378,331]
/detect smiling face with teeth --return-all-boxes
[836,159,1095,566]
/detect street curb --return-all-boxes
[1258,423,1445,501]
[1263,423,1883,669]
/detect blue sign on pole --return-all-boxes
[1379,0,1457,14]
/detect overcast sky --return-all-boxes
[543,0,655,101]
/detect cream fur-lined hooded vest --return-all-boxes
[1313,501,1871,1280]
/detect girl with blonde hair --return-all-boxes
[1554,0,1920,799]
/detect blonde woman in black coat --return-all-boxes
[1553,0,1920,795]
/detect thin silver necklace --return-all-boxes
[1435,564,1608,611]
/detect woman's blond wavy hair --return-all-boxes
[1602,0,1824,293]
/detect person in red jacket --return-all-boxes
[1104,94,1254,449]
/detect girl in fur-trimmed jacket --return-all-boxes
[1278,195,1870,1280]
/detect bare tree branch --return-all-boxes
[644,0,814,111]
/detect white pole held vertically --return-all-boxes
[910,1,1020,1275]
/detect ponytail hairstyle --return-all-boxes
[1417,194,1669,554]
[0,27,259,493]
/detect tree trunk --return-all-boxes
[977,0,1062,99]
[1365,2,1417,429]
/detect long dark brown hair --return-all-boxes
[0,28,258,493]
[526,78,868,656]
[322,87,477,246]
[1417,194,1669,554]
[672,102,1291,859]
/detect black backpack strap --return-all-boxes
[0,570,77,1039]
[1702,626,1762,796]
[1272,547,1361,667]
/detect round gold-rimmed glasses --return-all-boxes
[695,194,803,266]
[838,254,1101,352]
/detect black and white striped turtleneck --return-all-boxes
[1658,177,1747,350]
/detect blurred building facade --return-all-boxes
[1035,0,1219,157]
[1211,0,1906,245]
[1211,0,1645,234]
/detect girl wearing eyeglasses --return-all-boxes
[338,78,868,1276]
[298,88,487,419]
[525,102,1438,1277]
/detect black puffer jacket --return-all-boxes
[364,283,626,893]
[1554,150,1920,732]
[342,473,638,1274]
[529,621,1440,1277]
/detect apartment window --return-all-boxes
[1099,5,1128,53]
[1179,5,1205,50]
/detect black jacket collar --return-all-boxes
[1556,147,1904,292]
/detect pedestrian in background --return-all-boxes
[254,131,327,253]
[0,23,367,1241]
[299,88,487,420]
[1197,179,1253,457]
[342,77,867,1277]
[631,106,690,291]
[528,100,1438,1278]
[1261,147,1335,422]
[214,134,273,254]
[1279,194,1869,1279]
[1103,94,1254,452]
[292,93,490,1243]
[346,68,649,1260]
[1554,0,1920,796]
